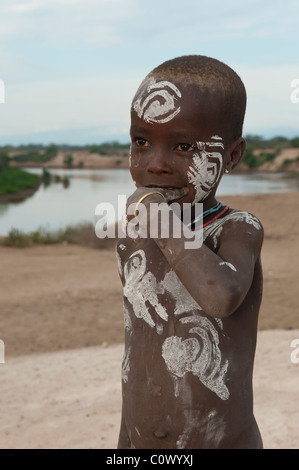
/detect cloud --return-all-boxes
[0,1,298,143]
[1,75,139,138]
[0,0,133,47]
[1,63,298,143]
[237,64,299,133]
[1,0,298,49]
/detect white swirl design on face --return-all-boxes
[187,140,224,203]
[133,79,182,124]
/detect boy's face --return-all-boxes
[130,77,229,206]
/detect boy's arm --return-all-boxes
[127,188,263,319]
[157,215,263,318]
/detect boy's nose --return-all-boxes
[147,151,172,175]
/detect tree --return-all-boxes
[0,151,9,171]
[64,154,73,168]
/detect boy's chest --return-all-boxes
[117,237,231,404]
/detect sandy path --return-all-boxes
[0,330,298,449]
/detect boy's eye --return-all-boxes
[176,143,195,152]
[134,138,150,147]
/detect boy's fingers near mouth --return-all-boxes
[163,187,188,203]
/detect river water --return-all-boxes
[0,168,298,236]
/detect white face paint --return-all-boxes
[187,137,224,204]
[132,78,182,124]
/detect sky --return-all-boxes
[0,0,298,146]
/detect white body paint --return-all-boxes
[210,225,223,250]
[122,346,131,383]
[162,316,229,400]
[122,249,229,399]
[123,250,168,328]
[116,250,123,276]
[160,270,201,315]
[176,409,226,449]
[123,250,201,328]
[123,304,132,332]
[203,211,262,242]
[132,79,182,124]
[219,261,237,272]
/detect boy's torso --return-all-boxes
[116,209,263,449]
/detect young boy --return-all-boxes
[116,55,263,449]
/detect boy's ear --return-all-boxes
[225,137,246,172]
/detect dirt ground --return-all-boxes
[0,192,299,449]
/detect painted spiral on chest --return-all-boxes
[162,316,229,400]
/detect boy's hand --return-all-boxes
[127,186,187,208]
[125,187,187,238]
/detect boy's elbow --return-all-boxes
[206,284,245,319]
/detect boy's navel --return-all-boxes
[154,429,168,439]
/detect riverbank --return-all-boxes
[9,146,299,172]
[0,167,40,203]
[0,192,298,448]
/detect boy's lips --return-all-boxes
[144,185,188,200]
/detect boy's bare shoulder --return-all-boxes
[205,208,263,241]
[203,208,263,262]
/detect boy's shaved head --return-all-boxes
[133,55,247,143]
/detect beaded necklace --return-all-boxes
[193,205,230,231]
[186,200,223,229]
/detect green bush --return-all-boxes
[259,152,276,162]
[11,144,58,163]
[243,147,260,168]
[3,223,117,249]
[290,137,299,148]
[0,151,10,171]
[0,167,39,196]
[63,154,73,167]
